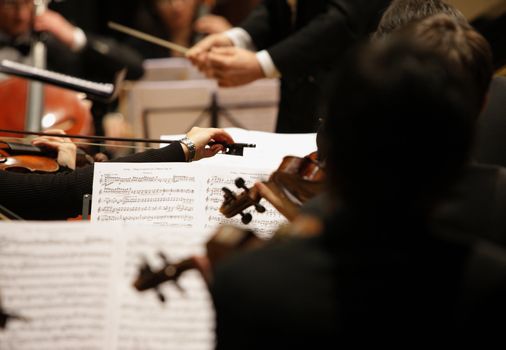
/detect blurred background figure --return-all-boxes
[0,0,144,82]
[0,0,147,159]
[129,0,232,59]
[187,0,390,133]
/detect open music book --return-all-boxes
[0,222,215,350]
[91,128,317,236]
[0,59,120,101]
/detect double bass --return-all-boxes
[0,77,94,138]
[0,0,94,139]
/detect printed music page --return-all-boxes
[0,222,215,350]
[91,163,289,238]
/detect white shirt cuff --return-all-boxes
[256,50,281,78]
[225,27,256,51]
[71,27,87,52]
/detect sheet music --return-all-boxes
[0,222,215,350]
[91,163,287,239]
[0,223,119,349]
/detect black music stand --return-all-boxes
[192,92,248,129]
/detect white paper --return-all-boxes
[91,163,288,239]
[0,222,214,350]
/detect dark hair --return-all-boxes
[324,38,475,213]
[373,0,468,39]
[404,14,493,114]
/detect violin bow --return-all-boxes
[0,129,256,156]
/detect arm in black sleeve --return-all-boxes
[242,0,389,77]
[82,33,145,81]
[239,1,283,50]
[0,142,185,220]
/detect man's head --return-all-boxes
[151,0,199,32]
[0,0,33,38]
[372,0,493,115]
[404,14,493,115]
[373,0,467,39]
[324,38,476,211]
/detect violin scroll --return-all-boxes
[133,226,262,298]
[219,152,326,224]
[221,178,266,224]
[133,252,194,303]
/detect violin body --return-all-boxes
[220,151,325,223]
[0,77,94,139]
[0,140,59,173]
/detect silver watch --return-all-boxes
[179,136,196,162]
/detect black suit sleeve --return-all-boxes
[241,0,388,77]
[46,32,145,82]
[0,142,185,220]
[239,1,281,50]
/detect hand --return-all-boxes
[186,33,233,73]
[190,255,212,286]
[31,129,77,170]
[33,9,76,49]
[194,15,232,35]
[182,127,234,161]
[102,113,134,157]
[254,182,300,221]
[207,47,265,87]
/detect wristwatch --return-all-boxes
[179,136,196,162]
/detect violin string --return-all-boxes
[72,141,159,150]
[2,137,160,150]
[0,128,178,144]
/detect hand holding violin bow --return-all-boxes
[31,128,77,170]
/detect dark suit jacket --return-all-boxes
[301,163,506,247]
[475,76,506,167]
[432,163,506,246]
[240,0,390,133]
[45,33,144,83]
[211,213,506,348]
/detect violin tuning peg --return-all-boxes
[240,212,252,225]
[158,252,169,264]
[222,187,235,200]
[173,281,186,295]
[155,288,166,303]
[140,257,152,274]
[254,203,266,213]
[235,178,247,191]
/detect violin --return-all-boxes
[133,225,263,302]
[0,139,97,173]
[133,218,323,300]
[0,140,59,173]
[220,151,325,224]
[0,293,29,329]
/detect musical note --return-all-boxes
[91,163,287,235]
[0,222,215,350]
